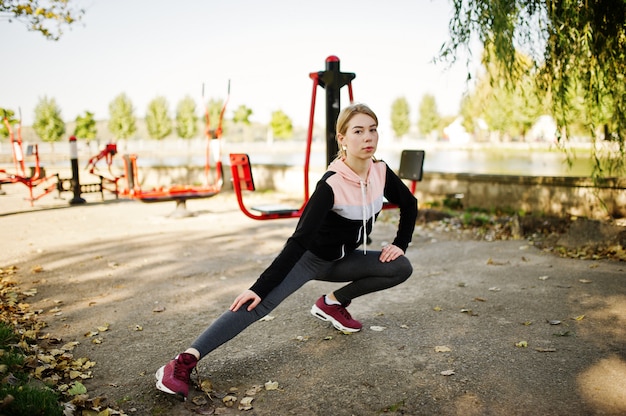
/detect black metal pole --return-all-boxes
[316,56,356,166]
[69,136,86,205]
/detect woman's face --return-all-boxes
[338,113,378,161]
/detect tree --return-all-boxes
[233,105,253,125]
[74,111,97,142]
[206,98,224,129]
[0,0,85,40]
[0,107,17,139]
[390,97,410,139]
[270,110,293,140]
[33,96,65,146]
[108,93,136,140]
[175,96,198,140]
[461,51,545,141]
[146,96,172,140]
[417,94,441,138]
[441,0,626,177]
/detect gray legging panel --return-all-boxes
[190,250,412,359]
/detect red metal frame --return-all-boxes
[85,143,122,196]
[0,116,58,205]
[229,57,423,221]
[229,73,355,220]
[230,153,302,220]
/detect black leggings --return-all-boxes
[190,250,412,359]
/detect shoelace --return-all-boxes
[173,359,194,381]
[335,305,353,321]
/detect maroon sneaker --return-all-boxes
[155,352,198,399]
[310,296,362,332]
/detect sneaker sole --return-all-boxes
[310,304,361,333]
[155,366,186,401]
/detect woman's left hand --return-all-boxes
[230,289,261,312]
[379,244,404,262]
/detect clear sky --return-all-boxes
[1,0,475,129]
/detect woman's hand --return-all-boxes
[379,244,404,262]
[230,289,261,312]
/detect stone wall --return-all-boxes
[50,162,626,220]
[416,173,626,220]
[234,165,626,220]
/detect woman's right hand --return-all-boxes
[230,289,261,312]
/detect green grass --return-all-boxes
[0,322,63,416]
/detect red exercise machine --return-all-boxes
[229,56,424,221]
[0,113,58,205]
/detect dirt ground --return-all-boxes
[1,185,625,416]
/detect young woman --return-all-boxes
[156,103,418,399]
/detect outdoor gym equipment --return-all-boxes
[229,56,425,221]
[0,114,58,205]
[84,141,122,197]
[229,55,355,220]
[82,82,230,215]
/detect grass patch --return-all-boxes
[0,322,63,416]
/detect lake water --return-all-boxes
[221,140,594,177]
[3,138,595,178]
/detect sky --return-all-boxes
[1,0,478,130]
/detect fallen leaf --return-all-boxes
[547,320,561,325]
[460,309,478,316]
[572,315,585,321]
[62,342,79,351]
[238,396,254,411]
[259,315,275,322]
[265,380,279,390]
[435,346,452,353]
[192,395,208,406]
[67,381,87,396]
[474,297,486,302]
[535,347,557,352]
[440,370,455,376]
[433,306,443,311]
[222,395,237,407]
[200,379,213,393]
[31,265,44,273]
[515,341,528,348]
[578,279,592,284]
[538,275,549,281]
[370,326,387,331]
[152,306,166,313]
[488,287,501,292]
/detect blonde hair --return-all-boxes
[335,103,378,159]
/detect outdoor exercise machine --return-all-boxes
[0,113,58,206]
[81,82,230,215]
[229,55,425,221]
